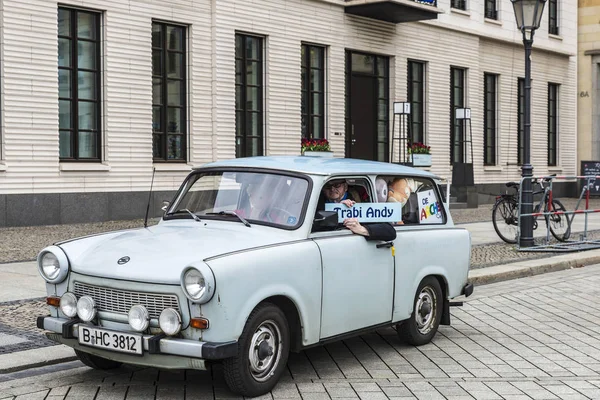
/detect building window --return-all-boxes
[301,44,325,140]
[485,0,497,19]
[484,73,497,166]
[58,8,101,161]
[152,22,186,162]
[518,78,524,165]
[235,34,263,158]
[407,60,425,145]
[451,0,466,10]
[549,0,559,35]
[548,83,559,166]
[450,67,466,164]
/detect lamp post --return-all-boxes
[511,0,546,247]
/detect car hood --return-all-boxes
[59,222,289,284]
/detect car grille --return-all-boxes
[73,282,180,319]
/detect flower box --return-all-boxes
[302,151,334,158]
[410,154,432,167]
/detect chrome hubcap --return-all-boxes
[248,320,282,382]
[415,286,437,335]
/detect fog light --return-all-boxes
[128,305,150,332]
[76,295,96,322]
[59,292,78,318]
[159,308,182,336]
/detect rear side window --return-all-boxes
[375,176,446,225]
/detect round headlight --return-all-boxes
[41,253,60,280]
[60,292,78,318]
[184,269,206,300]
[181,265,215,304]
[128,305,150,332]
[159,308,182,336]
[76,296,97,322]
[37,246,69,284]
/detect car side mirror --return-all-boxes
[313,211,339,230]
[161,201,170,212]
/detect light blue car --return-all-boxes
[36,156,473,396]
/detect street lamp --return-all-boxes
[511,0,546,247]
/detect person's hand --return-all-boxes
[341,199,355,208]
[343,218,369,237]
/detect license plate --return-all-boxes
[78,325,143,355]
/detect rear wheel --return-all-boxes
[397,277,443,346]
[492,197,518,244]
[75,350,122,370]
[548,199,571,242]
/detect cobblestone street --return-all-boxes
[1,264,600,399]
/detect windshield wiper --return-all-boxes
[206,211,251,227]
[166,208,201,222]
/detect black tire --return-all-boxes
[397,277,443,346]
[223,302,290,397]
[548,199,571,242]
[492,197,518,244]
[75,349,122,370]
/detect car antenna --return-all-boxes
[144,167,156,228]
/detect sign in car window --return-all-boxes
[417,190,443,224]
[325,203,403,223]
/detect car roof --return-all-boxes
[195,156,442,180]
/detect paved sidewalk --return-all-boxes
[3,207,600,376]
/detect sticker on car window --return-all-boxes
[287,216,297,225]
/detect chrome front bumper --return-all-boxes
[37,316,237,368]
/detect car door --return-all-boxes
[313,232,395,339]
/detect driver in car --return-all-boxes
[317,179,396,241]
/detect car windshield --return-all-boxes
[167,171,310,228]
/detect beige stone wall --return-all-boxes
[579,0,600,165]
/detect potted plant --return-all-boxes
[301,138,334,158]
[408,142,431,167]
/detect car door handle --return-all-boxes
[376,241,394,249]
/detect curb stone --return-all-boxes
[468,248,600,285]
[0,344,77,374]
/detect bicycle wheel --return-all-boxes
[492,197,519,244]
[548,199,571,242]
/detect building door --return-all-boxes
[346,51,389,161]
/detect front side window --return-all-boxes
[301,44,325,139]
[549,0,559,35]
[58,7,101,160]
[408,61,425,145]
[376,176,446,225]
[152,22,186,162]
[484,73,497,166]
[167,171,309,229]
[235,34,264,158]
[450,67,466,164]
[485,0,497,19]
[548,83,559,166]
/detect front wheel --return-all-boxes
[223,303,290,397]
[548,199,571,242]
[492,197,518,244]
[397,277,443,346]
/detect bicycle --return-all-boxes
[492,177,571,244]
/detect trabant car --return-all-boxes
[36,156,473,396]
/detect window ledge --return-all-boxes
[450,8,470,17]
[0,162,6,172]
[153,163,193,172]
[60,163,111,172]
[484,166,503,172]
[548,34,563,41]
[548,166,563,172]
[484,17,502,26]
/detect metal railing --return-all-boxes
[517,175,600,252]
